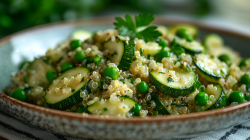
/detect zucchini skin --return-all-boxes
[117,40,135,71]
[151,93,171,115]
[45,84,89,110]
[207,84,228,110]
[193,59,227,83]
[150,72,198,98]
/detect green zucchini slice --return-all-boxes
[25,58,51,88]
[168,24,198,38]
[44,67,90,110]
[104,37,135,70]
[175,38,204,54]
[200,84,227,110]
[204,34,223,49]
[150,70,198,98]
[151,93,171,115]
[194,54,229,83]
[88,96,136,117]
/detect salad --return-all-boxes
[5,13,250,118]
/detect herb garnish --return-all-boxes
[159,72,165,74]
[167,77,174,82]
[114,13,162,42]
[140,48,144,56]
[103,108,108,111]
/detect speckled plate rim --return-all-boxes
[1,16,250,124]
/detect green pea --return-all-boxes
[46,69,58,82]
[218,54,231,65]
[195,92,209,106]
[239,58,250,68]
[104,67,119,80]
[74,50,86,63]
[132,103,142,116]
[70,40,81,50]
[158,39,168,48]
[19,61,29,70]
[76,107,87,113]
[176,28,193,42]
[11,88,27,101]
[240,74,250,86]
[229,91,245,104]
[155,50,170,62]
[94,55,102,65]
[137,81,149,94]
[61,62,74,72]
[245,95,250,101]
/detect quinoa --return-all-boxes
[5,14,250,118]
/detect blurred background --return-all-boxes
[0,0,250,38]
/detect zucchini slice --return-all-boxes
[200,84,227,110]
[150,70,198,98]
[168,24,198,38]
[194,54,229,83]
[204,34,223,49]
[44,67,90,110]
[71,30,92,41]
[88,96,136,117]
[151,93,171,115]
[175,38,204,54]
[136,40,162,56]
[103,37,135,70]
[25,58,51,88]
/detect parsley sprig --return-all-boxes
[114,13,162,42]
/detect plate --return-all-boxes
[1,17,250,139]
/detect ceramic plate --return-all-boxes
[1,17,250,140]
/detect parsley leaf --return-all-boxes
[159,72,165,74]
[167,77,174,82]
[136,26,162,42]
[114,13,162,42]
[140,48,144,56]
[135,13,155,27]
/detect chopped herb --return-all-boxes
[133,57,137,61]
[110,51,118,57]
[210,55,215,59]
[123,106,125,109]
[71,89,75,92]
[81,77,85,82]
[103,108,108,111]
[147,54,151,59]
[105,76,112,85]
[98,80,103,92]
[167,77,174,82]
[171,102,188,106]
[153,111,158,116]
[159,72,165,74]
[142,62,145,65]
[174,61,177,65]
[130,78,135,84]
[200,85,205,92]
[185,64,191,72]
[128,74,133,78]
[99,98,102,102]
[140,48,144,56]
[120,79,125,84]
[220,70,226,76]
[61,77,65,80]
[114,13,162,42]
